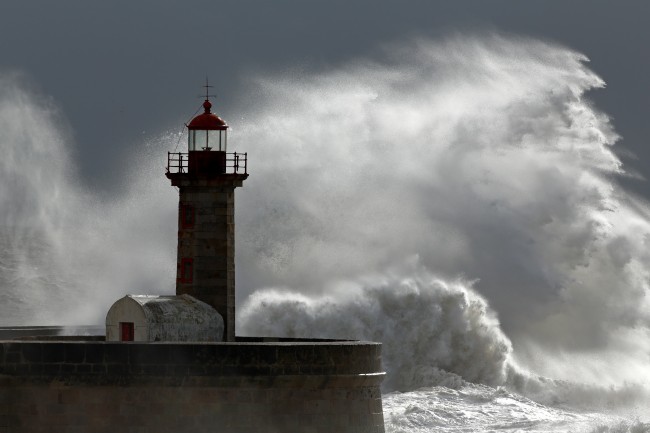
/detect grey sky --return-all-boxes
[0,1,649,196]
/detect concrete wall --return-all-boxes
[0,338,385,433]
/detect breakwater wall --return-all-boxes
[0,336,385,433]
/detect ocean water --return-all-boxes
[383,385,649,432]
[1,35,650,431]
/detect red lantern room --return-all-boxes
[187,99,228,152]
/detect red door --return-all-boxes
[120,322,134,341]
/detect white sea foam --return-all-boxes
[383,384,650,433]
[239,262,511,391]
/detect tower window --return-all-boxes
[120,322,134,341]
[181,204,195,228]
[179,258,194,283]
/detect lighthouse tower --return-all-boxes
[165,92,248,342]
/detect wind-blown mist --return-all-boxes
[0,74,177,325]
[1,34,650,412]
[233,35,650,393]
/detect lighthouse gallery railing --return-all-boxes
[166,152,248,175]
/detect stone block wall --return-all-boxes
[0,338,385,433]
[168,174,247,343]
[177,185,236,342]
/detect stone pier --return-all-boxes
[0,336,385,433]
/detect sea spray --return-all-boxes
[0,75,177,325]
[234,34,650,392]
[1,34,650,422]
[237,263,650,413]
[0,73,78,323]
[238,262,512,391]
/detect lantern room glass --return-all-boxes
[188,129,228,152]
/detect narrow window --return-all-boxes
[181,204,195,228]
[180,258,193,283]
[120,322,134,341]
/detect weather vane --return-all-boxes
[201,77,217,100]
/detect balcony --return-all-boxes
[167,151,247,175]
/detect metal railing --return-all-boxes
[167,152,248,175]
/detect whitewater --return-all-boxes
[1,34,649,432]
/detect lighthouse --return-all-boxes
[6,85,385,433]
[165,92,248,342]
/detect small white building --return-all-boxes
[106,294,224,342]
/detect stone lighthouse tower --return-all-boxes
[165,93,248,342]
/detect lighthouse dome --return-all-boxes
[187,99,228,130]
